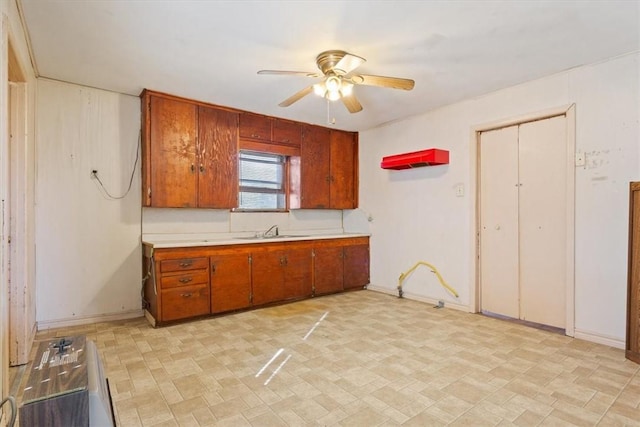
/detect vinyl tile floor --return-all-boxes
[10,290,640,426]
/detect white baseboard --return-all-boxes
[366,285,470,312]
[573,328,625,349]
[37,309,143,331]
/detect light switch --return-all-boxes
[575,152,586,167]
[455,184,464,197]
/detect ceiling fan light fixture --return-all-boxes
[326,90,341,101]
[340,82,353,97]
[325,75,341,92]
[313,82,327,97]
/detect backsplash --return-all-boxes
[142,208,345,238]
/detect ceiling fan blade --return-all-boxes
[341,93,363,114]
[278,85,314,107]
[333,53,366,75]
[258,70,320,78]
[350,74,415,90]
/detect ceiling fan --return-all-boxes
[257,50,415,113]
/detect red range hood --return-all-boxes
[380,148,449,170]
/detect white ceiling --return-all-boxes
[19,0,640,131]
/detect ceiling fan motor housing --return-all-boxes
[316,50,350,75]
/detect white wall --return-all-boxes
[359,52,639,346]
[35,79,142,327]
[142,208,344,238]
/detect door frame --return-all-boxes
[470,104,576,336]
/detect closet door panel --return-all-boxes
[480,125,520,319]
[518,116,567,328]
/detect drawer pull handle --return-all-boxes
[179,277,193,283]
[179,261,193,268]
[180,292,193,298]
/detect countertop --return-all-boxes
[142,233,370,249]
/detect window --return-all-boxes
[238,151,286,210]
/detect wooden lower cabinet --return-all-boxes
[161,284,209,322]
[143,236,368,326]
[313,237,370,295]
[283,247,313,300]
[252,244,313,305]
[252,247,287,306]
[314,245,344,295]
[344,243,370,290]
[627,182,640,364]
[156,254,210,322]
[210,248,252,314]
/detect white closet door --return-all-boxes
[518,116,567,328]
[480,125,520,318]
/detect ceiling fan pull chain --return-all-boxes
[327,98,336,125]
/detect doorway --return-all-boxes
[476,108,575,334]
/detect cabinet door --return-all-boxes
[239,112,272,141]
[314,246,344,295]
[211,252,251,313]
[301,125,331,208]
[343,244,369,290]
[330,130,357,209]
[627,182,640,363]
[273,119,301,146]
[283,247,312,300]
[198,106,239,208]
[251,249,285,305]
[148,96,198,207]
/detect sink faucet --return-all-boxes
[264,224,279,237]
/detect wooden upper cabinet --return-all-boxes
[145,95,198,207]
[273,119,302,146]
[239,112,272,141]
[300,125,358,209]
[142,89,357,210]
[198,106,239,208]
[301,125,331,208]
[330,130,357,209]
[141,90,239,209]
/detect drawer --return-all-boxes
[160,257,208,273]
[161,284,210,322]
[160,269,208,289]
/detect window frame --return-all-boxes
[237,150,288,211]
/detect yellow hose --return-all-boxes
[397,261,459,298]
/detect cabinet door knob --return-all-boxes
[211,264,216,273]
[190,164,195,173]
[199,164,205,173]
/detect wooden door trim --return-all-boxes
[470,104,576,337]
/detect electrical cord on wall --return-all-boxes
[1,395,16,427]
[91,130,141,200]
